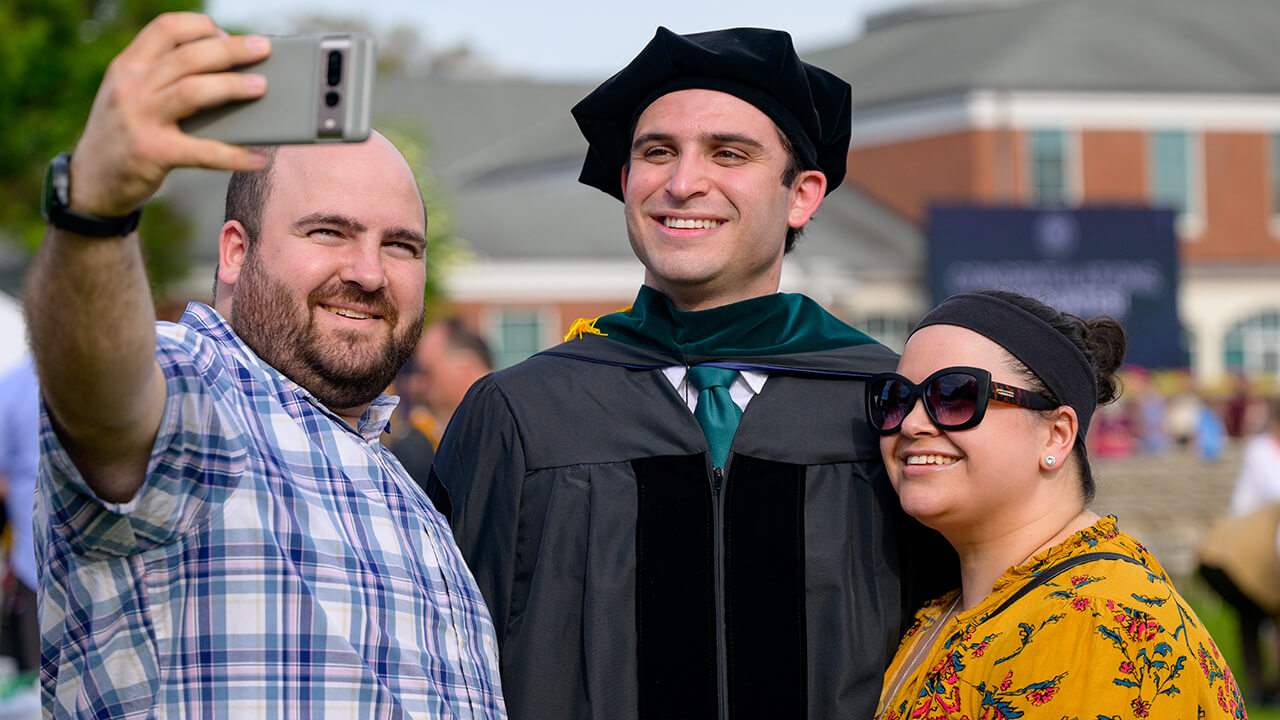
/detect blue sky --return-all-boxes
[205,0,912,80]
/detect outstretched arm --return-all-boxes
[26,13,270,503]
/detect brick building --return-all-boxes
[810,0,1280,379]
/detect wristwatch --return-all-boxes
[41,152,142,237]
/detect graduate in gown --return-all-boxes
[429,25,955,720]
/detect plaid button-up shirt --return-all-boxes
[36,303,506,719]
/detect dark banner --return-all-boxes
[927,206,1183,368]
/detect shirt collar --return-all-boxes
[663,366,768,395]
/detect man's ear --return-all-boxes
[217,221,249,287]
[787,170,828,228]
[620,166,629,201]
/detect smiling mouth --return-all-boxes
[905,455,958,466]
[662,217,722,229]
[321,304,380,320]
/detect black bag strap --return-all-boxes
[987,551,1146,620]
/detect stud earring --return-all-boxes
[1044,456,1057,467]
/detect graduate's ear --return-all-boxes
[787,170,827,229]
[620,166,629,200]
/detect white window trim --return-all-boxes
[1147,130,1204,240]
[1066,128,1084,206]
[1224,310,1280,374]
[850,313,915,354]
[1184,131,1206,239]
[483,305,560,368]
[1024,128,1083,206]
[1241,326,1280,374]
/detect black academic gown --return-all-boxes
[389,425,435,494]
[430,307,954,720]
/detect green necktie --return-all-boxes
[687,365,743,469]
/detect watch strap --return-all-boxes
[42,152,142,238]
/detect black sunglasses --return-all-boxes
[866,366,1059,435]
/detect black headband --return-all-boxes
[912,293,1098,438]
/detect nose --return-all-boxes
[339,240,388,292]
[665,155,710,201]
[898,396,938,437]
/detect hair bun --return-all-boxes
[1081,317,1126,404]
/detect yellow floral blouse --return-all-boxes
[878,516,1247,719]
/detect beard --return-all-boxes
[230,251,424,412]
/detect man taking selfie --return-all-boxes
[27,13,505,718]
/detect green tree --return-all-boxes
[5,6,466,309]
[2,1,198,298]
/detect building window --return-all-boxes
[491,309,546,369]
[1149,130,1195,217]
[1029,129,1069,205]
[1223,310,1280,375]
[856,314,914,353]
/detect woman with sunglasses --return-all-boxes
[870,290,1245,720]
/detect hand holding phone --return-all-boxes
[179,33,376,145]
[65,13,273,220]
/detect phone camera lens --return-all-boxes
[327,51,343,86]
[325,91,340,107]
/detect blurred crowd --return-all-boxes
[1090,367,1276,463]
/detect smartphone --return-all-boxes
[179,33,376,145]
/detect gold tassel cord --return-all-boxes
[563,306,631,341]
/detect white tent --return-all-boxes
[0,292,27,377]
